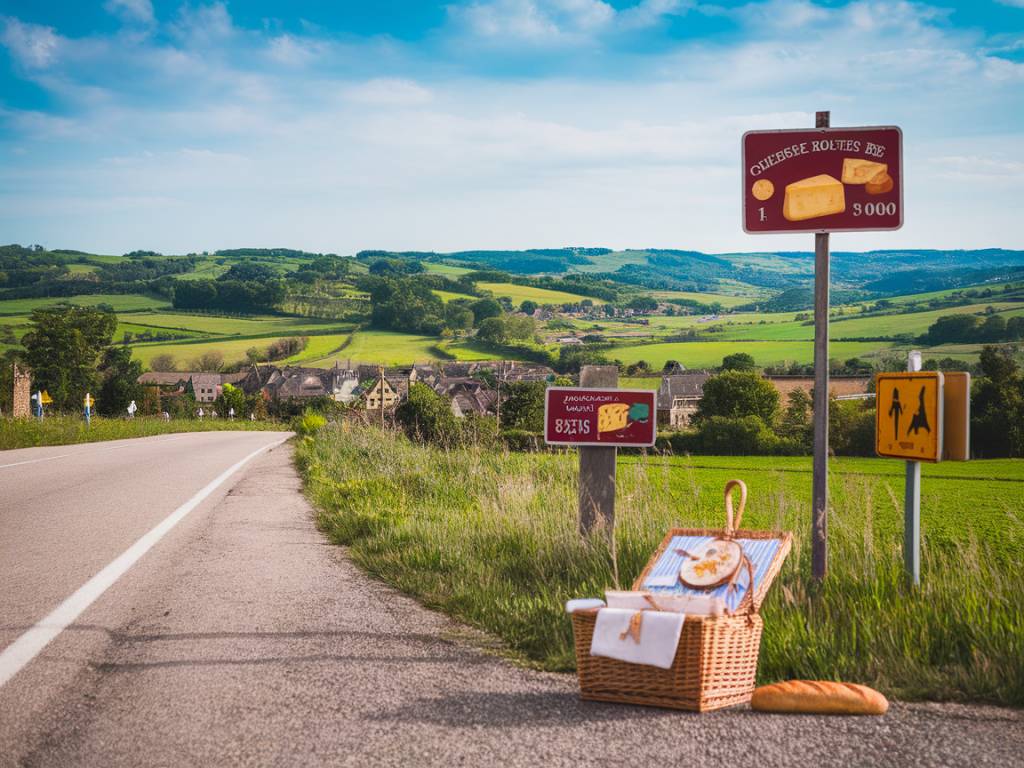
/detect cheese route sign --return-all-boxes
[742,126,903,234]
[875,372,944,462]
[544,387,656,448]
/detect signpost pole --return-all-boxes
[811,109,830,581]
[578,365,618,536]
[904,350,922,586]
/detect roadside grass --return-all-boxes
[0,415,285,450]
[297,425,1024,706]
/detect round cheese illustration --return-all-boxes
[752,179,774,201]
[679,538,743,589]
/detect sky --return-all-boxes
[0,0,1022,255]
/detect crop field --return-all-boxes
[328,329,445,366]
[475,282,607,306]
[609,339,889,369]
[125,312,342,336]
[300,426,1024,704]
[648,290,757,307]
[432,289,476,303]
[441,340,529,362]
[282,333,354,365]
[0,293,171,315]
[423,262,474,277]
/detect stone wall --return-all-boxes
[12,363,31,418]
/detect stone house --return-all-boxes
[657,372,711,428]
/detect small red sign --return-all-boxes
[544,387,657,447]
[742,125,902,234]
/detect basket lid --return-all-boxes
[632,529,792,613]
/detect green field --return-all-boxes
[125,312,342,336]
[609,340,889,369]
[423,262,475,277]
[649,290,757,308]
[0,293,171,315]
[441,339,532,362]
[282,333,354,365]
[476,282,607,306]
[329,329,445,366]
[299,425,1024,704]
[432,289,476,303]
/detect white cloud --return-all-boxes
[267,34,321,66]
[447,0,617,43]
[342,78,433,106]
[0,18,62,69]
[104,0,155,26]
[169,2,234,47]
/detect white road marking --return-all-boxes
[0,432,213,470]
[0,435,290,688]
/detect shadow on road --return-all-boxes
[370,691,682,728]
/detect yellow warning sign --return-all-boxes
[875,372,943,462]
[40,390,53,405]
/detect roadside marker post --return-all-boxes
[875,351,970,585]
[544,365,657,536]
[84,393,93,427]
[742,112,904,580]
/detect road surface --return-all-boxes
[1,431,1021,767]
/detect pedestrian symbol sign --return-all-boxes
[875,372,943,462]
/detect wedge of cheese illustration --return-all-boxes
[597,403,630,433]
[782,174,845,222]
[841,158,888,185]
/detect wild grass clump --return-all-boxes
[0,415,284,449]
[297,423,1024,705]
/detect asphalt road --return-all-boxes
[1,432,1021,767]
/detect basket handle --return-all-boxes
[724,479,747,537]
[727,553,757,618]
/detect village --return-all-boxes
[136,360,872,428]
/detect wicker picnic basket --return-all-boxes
[571,480,792,712]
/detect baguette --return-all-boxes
[751,680,888,715]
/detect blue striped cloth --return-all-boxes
[641,536,783,612]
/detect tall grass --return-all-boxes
[297,424,1024,705]
[0,415,284,450]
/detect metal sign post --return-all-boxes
[811,113,830,579]
[904,351,923,586]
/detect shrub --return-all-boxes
[292,410,327,437]
[501,429,543,451]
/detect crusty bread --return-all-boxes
[751,680,888,715]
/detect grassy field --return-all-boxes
[298,425,1024,705]
[125,312,343,336]
[609,340,889,369]
[648,290,757,308]
[432,289,477,303]
[0,293,171,315]
[0,415,285,450]
[476,282,607,306]
[423,262,475,277]
[333,329,446,365]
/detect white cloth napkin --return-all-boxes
[605,590,724,616]
[589,608,685,669]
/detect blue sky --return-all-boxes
[1,0,1022,254]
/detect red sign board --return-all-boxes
[742,126,902,234]
[544,387,656,447]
